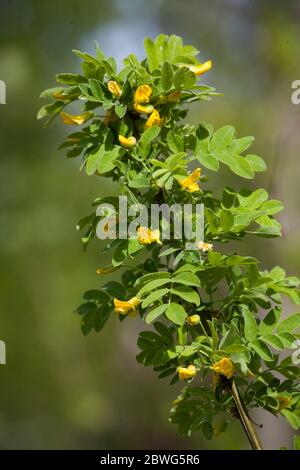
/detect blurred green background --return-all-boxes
[0,0,300,450]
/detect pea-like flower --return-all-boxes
[186,60,212,77]
[60,111,93,125]
[118,135,137,148]
[113,296,141,317]
[134,84,152,104]
[186,314,201,326]
[211,358,234,379]
[197,241,213,252]
[107,80,122,98]
[177,365,197,380]
[179,168,201,193]
[134,103,154,115]
[145,109,162,129]
[137,227,162,245]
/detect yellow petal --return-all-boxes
[60,111,93,125]
[145,109,162,129]
[134,84,152,104]
[134,103,154,114]
[118,135,137,148]
[187,60,212,76]
[107,80,122,97]
[180,168,201,192]
[177,365,197,380]
[137,227,162,245]
[114,297,140,316]
[186,314,200,326]
[211,358,234,379]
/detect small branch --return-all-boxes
[230,380,263,450]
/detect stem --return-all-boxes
[230,380,263,450]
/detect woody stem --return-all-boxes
[230,380,263,450]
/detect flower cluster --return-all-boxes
[39,34,300,448]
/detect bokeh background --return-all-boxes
[0,0,300,450]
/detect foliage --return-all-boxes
[39,34,300,448]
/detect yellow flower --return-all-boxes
[118,135,137,148]
[113,296,140,317]
[177,365,197,380]
[186,60,212,76]
[145,109,162,129]
[277,396,291,412]
[137,227,162,245]
[186,314,200,326]
[197,241,213,252]
[180,168,201,193]
[134,84,152,104]
[107,80,122,97]
[211,358,234,379]
[60,111,93,125]
[134,103,154,114]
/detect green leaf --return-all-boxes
[56,73,86,85]
[146,304,168,324]
[154,321,174,346]
[94,305,111,332]
[277,313,300,333]
[259,307,281,336]
[80,312,95,335]
[139,126,161,157]
[210,126,235,153]
[167,131,184,153]
[142,288,170,308]
[196,152,219,171]
[260,334,285,351]
[243,309,258,342]
[144,37,159,71]
[220,210,234,231]
[137,278,172,297]
[37,102,64,121]
[245,154,267,172]
[165,303,187,325]
[281,410,300,430]
[89,78,104,101]
[83,290,110,303]
[161,61,174,90]
[115,104,127,119]
[171,286,200,306]
[230,156,254,179]
[294,435,300,450]
[173,272,201,287]
[86,145,121,175]
[230,136,254,154]
[102,281,126,298]
[202,421,214,440]
[168,35,183,61]
[135,271,171,288]
[250,339,273,361]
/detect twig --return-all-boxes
[230,380,263,450]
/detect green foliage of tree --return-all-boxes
[39,34,300,449]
